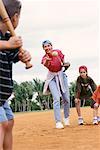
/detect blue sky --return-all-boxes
[13,0,99,84]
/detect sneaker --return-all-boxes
[78,117,84,125]
[93,118,98,125]
[56,122,64,129]
[63,117,70,126]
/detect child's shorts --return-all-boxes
[0,101,14,123]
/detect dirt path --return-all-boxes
[13,107,100,150]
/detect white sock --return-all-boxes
[93,117,97,119]
[78,116,83,119]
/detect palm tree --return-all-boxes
[13,81,34,112]
[19,81,34,111]
[32,78,44,110]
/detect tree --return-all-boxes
[69,81,76,107]
[12,81,35,112]
[32,78,44,110]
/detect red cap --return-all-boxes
[79,65,87,72]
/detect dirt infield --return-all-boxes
[13,107,100,150]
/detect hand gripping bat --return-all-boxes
[0,0,32,69]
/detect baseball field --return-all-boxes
[13,107,100,150]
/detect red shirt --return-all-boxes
[41,49,64,72]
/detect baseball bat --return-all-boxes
[0,0,32,69]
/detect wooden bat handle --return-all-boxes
[0,0,32,69]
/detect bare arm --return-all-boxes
[0,36,22,50]
[0,40,10,50]
[75,77,81,99]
